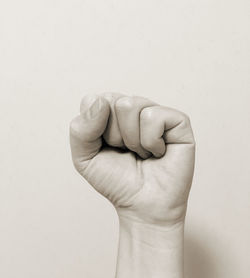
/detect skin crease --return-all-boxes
[70,93,195,278]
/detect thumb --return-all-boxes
[70,95,110,173]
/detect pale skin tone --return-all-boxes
[70,93,195,278]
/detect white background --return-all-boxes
[1,1,250,277]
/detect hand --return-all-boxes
[70,93,195,278]
[70,93,195,225]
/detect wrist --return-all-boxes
[115,213,185,278]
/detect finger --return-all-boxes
[140,106,195,157]
[99,92,125,148]
[70,95,110,173]
[115,96,156,159]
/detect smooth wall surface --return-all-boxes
[1,1,249,277]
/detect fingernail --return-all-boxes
[139,151,152,160]
[80,94,98,111]
[81,97,102,119]
[153,152,164,158]
[89,98,102,118]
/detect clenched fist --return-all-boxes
[70,93,195,278]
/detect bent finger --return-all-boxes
[140,106,195,157]
[115,96,156,158]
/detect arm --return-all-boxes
[70,93,195,278]
[116,215,184,278]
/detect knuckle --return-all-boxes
[115,96,135,111]
[172,109,191,125]
[179,112,191,126]
[140,107,155,121]
[181,112,190,121]
[100,92,125,106]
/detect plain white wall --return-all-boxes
[1,1,249,277]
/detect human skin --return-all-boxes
[70,93,195,278]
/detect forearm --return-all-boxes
[115,215,185,278]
